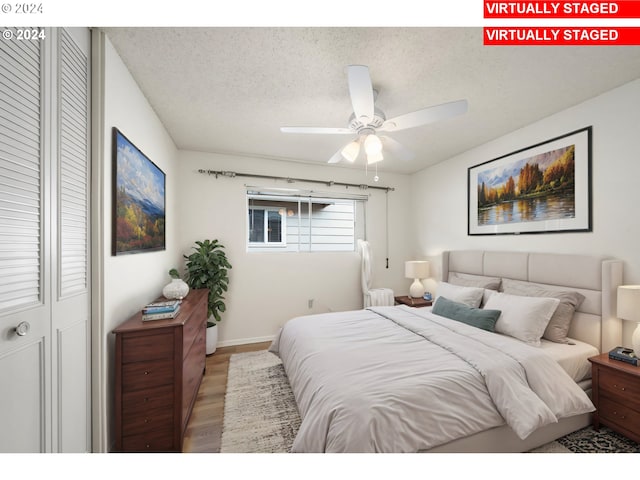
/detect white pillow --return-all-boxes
[436,282,484,308]
[483,292,560,346]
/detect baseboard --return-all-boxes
[217,334,276,348]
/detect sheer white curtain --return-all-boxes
[357,240,394,307]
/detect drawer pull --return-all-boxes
[144,418,149,423]
[612,411,626,419]
[146,444,150,449]
[613,384,626,391]
[144,371,149,375]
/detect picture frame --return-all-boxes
[468,126,592,236]
[112,127,166,255]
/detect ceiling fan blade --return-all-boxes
[281,126,353,134]
[380,99,468,132]
[380,136,415,161]
[347,65,375,125]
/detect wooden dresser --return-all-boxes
[113,288,208,452]
[589,352,640,443]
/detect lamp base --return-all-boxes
[409,279,426,298]
[632,323,640,356]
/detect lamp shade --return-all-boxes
[405,261,430,298]
[617,285,640,355]
[617,285,640,322]
[405,261,429,280]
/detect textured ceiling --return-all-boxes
[103,27,640,174]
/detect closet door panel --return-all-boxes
[0,339,46,452]
[52,27,91,453]
[0,28,51,453]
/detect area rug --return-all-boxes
[220,350,639,453]
[220,350,301,453]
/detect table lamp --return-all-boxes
[617,285,640,354]
[405,261,430,298]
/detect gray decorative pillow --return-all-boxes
[448,273,501,307]
[448,272,501,291]
[436,282,484,308]
[432,296,501,332]
[501,278,585,344]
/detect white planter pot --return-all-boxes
[206,322,218,355]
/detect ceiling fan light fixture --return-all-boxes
[364,134,382,155]
[341,140,360,163]
[367,151,384,165]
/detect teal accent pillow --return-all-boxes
[432,296,501,332]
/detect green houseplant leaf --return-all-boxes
[184,239,232,323]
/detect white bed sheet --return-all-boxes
[539,338,599,383]
[422,305,598,383]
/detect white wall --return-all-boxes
[176,151,412,346]
[411,78,640,345]
[98,34,180,450]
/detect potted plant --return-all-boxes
[184,239,232,355]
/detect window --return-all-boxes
[248,207,284,245]
[247,189,366,252]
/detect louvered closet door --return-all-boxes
[0,27,90,453]
[51,28,91,453]
[0,30,52,453]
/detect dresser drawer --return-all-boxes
[121,331,174,364]
[182,307,205,357]
[122,359,174,392]
[122,406,174,437]
[123,384,174,417]
[599,396,640,433]
[121,427,176,452]
[599,367,640,405]
[182,329,205,425]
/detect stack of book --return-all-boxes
[608,346,638,366]
[142,300,181,321]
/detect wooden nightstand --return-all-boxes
[588,352,640,443]
[394,296,433,308]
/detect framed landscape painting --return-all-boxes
[468,126,592,236]
[112,128,166,255]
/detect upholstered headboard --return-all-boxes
[441,250,623,352]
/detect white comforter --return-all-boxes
[269,305,594,453]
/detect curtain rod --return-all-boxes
[197,169,394,192]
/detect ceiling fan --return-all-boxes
[280,65,468,166]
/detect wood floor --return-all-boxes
[182,341,272,453]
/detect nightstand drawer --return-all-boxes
[599,396,640,433]
[599,367,640,404]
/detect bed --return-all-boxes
[269,250,623,452]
